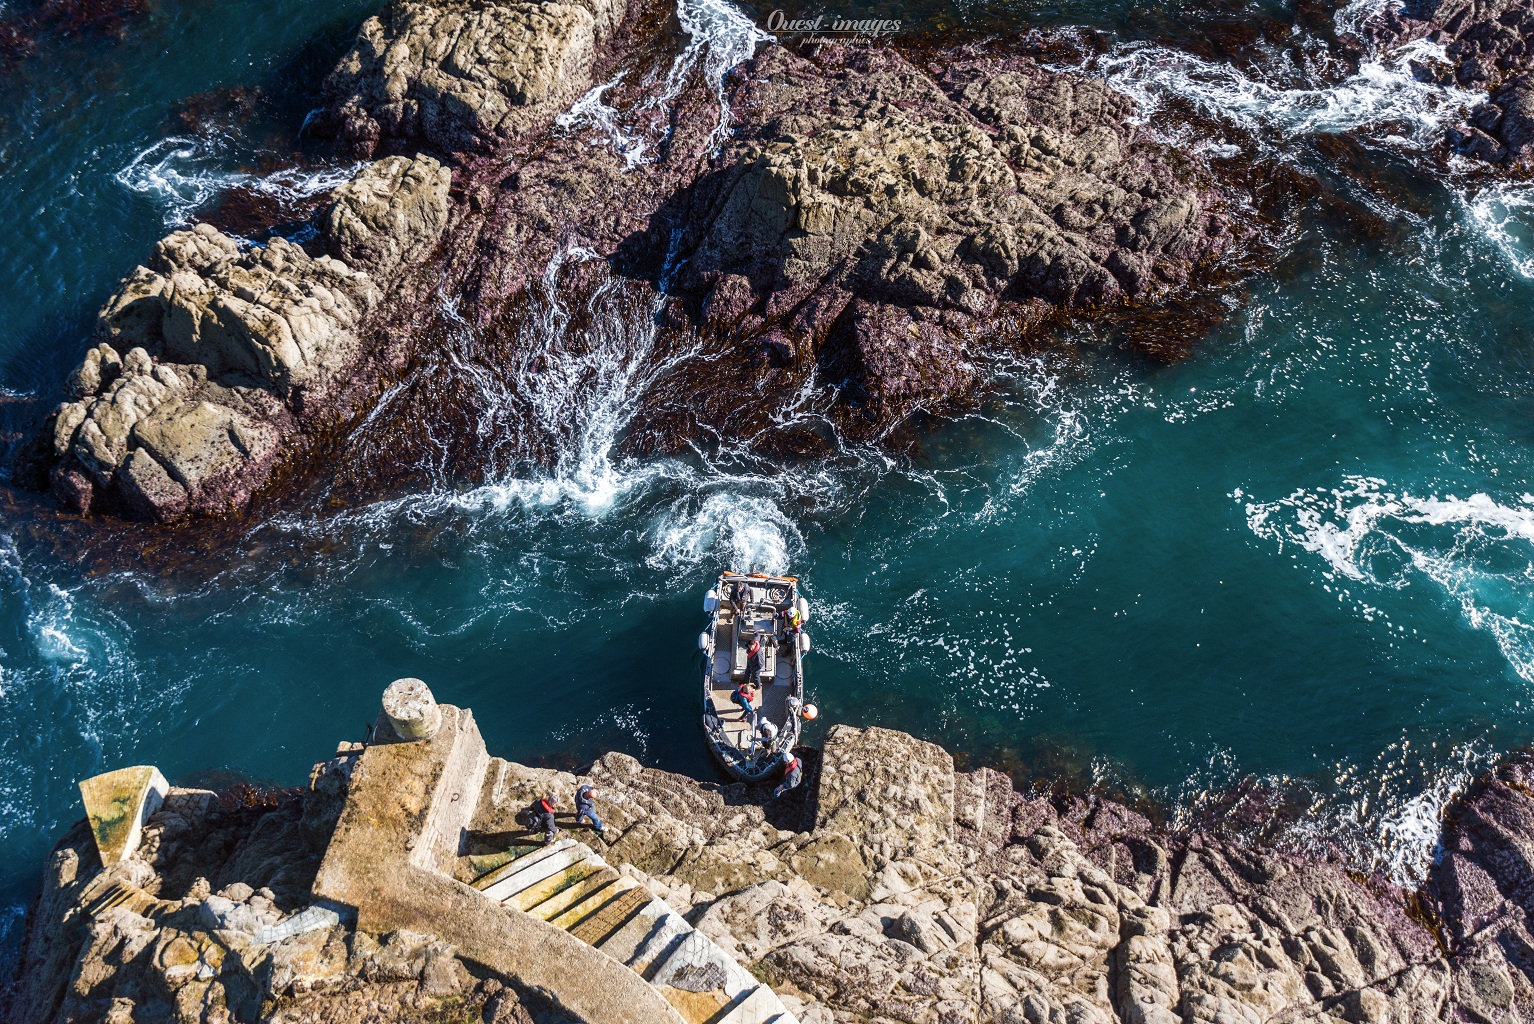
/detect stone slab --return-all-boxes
[79,765,168,866]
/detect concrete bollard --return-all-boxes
[382,678,441,741]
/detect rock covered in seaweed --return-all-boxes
[20,0,1248,521]
[651,45,1228,427]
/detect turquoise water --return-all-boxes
[3,0,1534,973]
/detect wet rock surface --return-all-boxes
[1363,0,1534,167]
[15,725,1534,1023]
[19,0,1248,522]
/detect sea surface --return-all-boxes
[2,0,1534,973]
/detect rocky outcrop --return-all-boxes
[22,0,1249,519]
[1366,0,1534,89]
[464,725,1532,1024]
[28,154,450,520]
[322,0,630,158]
[1447,73,1534,166]
[654,46,1227,426]
[1363,0,1534,167]
[12,722,1534,1024]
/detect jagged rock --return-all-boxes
[11,726,1534,1024]
[30,155,449,521]
[1366,0,1534,167]
[646,45,1228,430]
[1450,73,1534,166]
[1366,0,1534,88]
[325,153,453,269]
[23,0,1251,518]
[322,0,630,157]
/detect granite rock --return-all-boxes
[321,0,630,158]
[12,726,1534,1023]
[30,154,450,521]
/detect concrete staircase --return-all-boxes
[471,839,799,1024]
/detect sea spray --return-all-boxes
[1241,478,1534,682]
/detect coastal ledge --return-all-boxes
[7,682,1534,1023]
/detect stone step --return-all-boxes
[593,898,677,966]
[465,837,801,1024]
[478,841,586,901]
[567,883,654,946]
[548,876,639,931]
[625,910,696,978]
[511,857,614,915]
[473,838,576,890]
[711,984,786,1024]
[649,929,759,1001]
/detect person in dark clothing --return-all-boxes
[773,750,802,799]
[530,794,559,844]
[574,784,606,837]
[744,637,763,684]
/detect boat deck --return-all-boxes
[708,668,794,751]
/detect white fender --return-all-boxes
[795,596,810,623]
[703,589,719,614]
[798,632,811,654]
[699,631,712,652]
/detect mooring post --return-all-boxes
[382,677,441,741]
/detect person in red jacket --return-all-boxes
[733,677,758,728]
[530,794,559,844]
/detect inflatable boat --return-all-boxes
[698,571,811,781]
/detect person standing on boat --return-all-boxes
[773,749,802,799]
[574,784,606,838]
[744,637,764,685]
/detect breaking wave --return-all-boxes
[1464,183,1534,279]
[1241,477,1534,682]
[1171,733,1492,887]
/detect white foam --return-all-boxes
[1090,36,1478,150]
[1333,0,1401,42]
[1243,477,1534,682]
[1464,183,1534,279]
[114,135,362,227]
[671,0,773,151]
[647,490,803,575]
[556,0,770,163]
